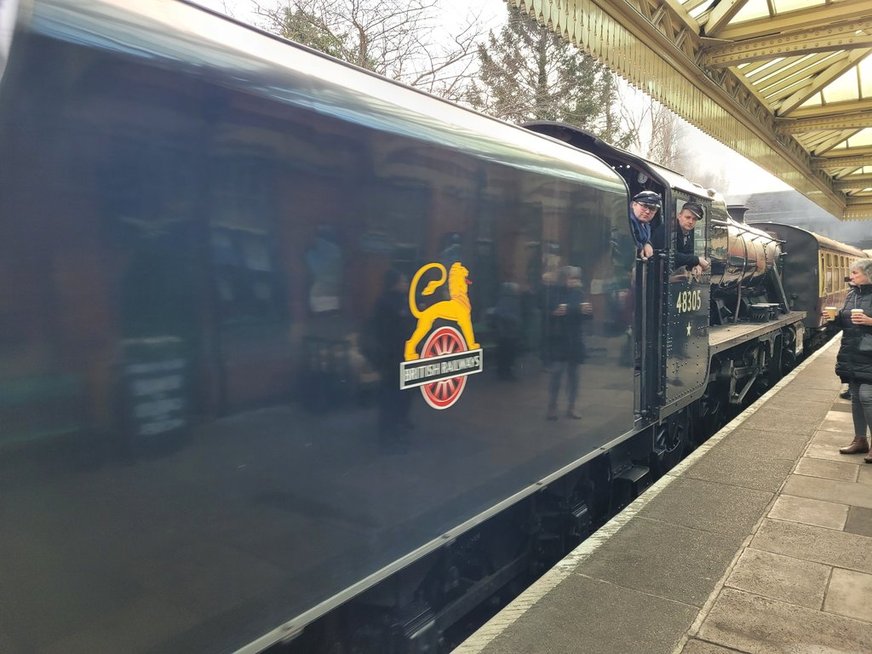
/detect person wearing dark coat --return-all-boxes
[832,258,872,461]
[628,190,662,261]
[543,266,592,420]
[492,282,523,380]
[371,269,415,448]
[674,202,711,274]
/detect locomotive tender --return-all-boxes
[0,1,862,653]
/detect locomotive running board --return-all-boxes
[709,310,805,355]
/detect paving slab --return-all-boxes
[724,428,813,454]
[768,494,848,530]
[680,639,745,654]
[824,568,872,622]
[819,417,863,433]
[739,408,824,436]
[724,548,829,609]
[637,477,773,536]
[770,385,836,408]
[751,518,872,573]
[578,518,742,607]
[767,401,839,416]
[794,457,858,482]
[805,441,860,463]
[845,506,872,537]
[705,427,809,460]
[682,447,793,493]
[477,575,698,654]
[858,465,872,485]
[823,410,856,424]
[808,429,852,447]
[782,474,872,509]
[699,587,872,653]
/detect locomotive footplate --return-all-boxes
[709,311,805,354]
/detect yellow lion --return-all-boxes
[404,262,480,361]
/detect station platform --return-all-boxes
[456,335,872,654]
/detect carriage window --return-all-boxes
[825,253,833,294]
[819,254,825,295]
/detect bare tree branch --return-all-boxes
[249,0,487,102]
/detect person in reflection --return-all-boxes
[370,268,415,450]
[492,282,523,380]
[544,266,592,421]
[628,190,662,261]
[674,202,710,278]
[828,259,872,459]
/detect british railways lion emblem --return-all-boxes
[400,261,483,409]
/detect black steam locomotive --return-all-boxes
[0,2,864,653]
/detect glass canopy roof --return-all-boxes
[507,0,871,216]
[688,0,872,206]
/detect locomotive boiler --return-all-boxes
[708,209,787,326]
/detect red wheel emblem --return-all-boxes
[420,326,467,409]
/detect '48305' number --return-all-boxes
[675,289,702,314]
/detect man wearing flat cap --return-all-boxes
[675,202,710,277]
[628,190,661,261]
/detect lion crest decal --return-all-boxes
[399,261,483,409]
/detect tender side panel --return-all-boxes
[0,3,636,653]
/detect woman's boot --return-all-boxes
[839,437,869,454]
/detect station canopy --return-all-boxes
[507,0,872,220]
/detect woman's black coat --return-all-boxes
[835,284,872,384]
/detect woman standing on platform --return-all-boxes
[833,258,872,461]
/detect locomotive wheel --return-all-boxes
[698,384,727,440]
[780,329,798,373]
[653,408,691,474]
[420,326,467,409]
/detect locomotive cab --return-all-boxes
[523,123,713,423]
[522,123,810,460]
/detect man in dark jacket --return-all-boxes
[371,269,415,449]
[675,202,710,275]
[628,190,661,261]
[832,258,872,460]
[543,266,592,420]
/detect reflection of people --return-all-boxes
[628,191,662,261]
[371,269,415,449]
[675,202,710,277]
[492,282,523,380]
[438,231,463,268]
[544,266,592,421]
[830,259,872,459]
[305,225,343,312]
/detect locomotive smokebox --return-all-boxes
[727,205,749,223]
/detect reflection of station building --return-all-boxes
[1,58,630,450]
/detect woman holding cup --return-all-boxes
[830,259,872,459]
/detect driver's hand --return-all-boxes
[640,243,653,261]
